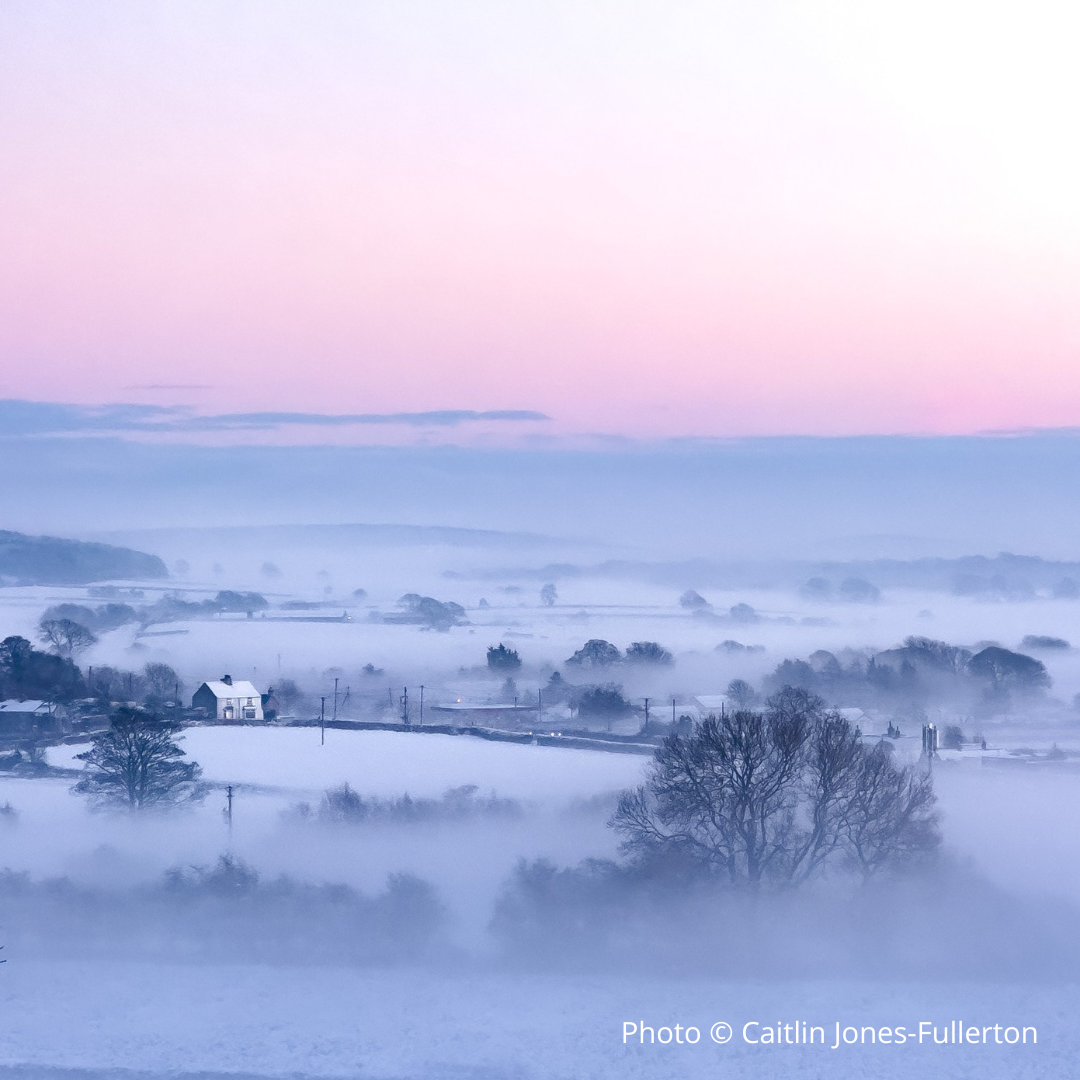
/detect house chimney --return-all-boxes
[222,674,232,685]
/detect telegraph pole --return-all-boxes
[333,677,339,721]
[320,696,326,745]
[922,722,937,772]
[643,697,650,735]
[419,685,424,726]
[401,687,409,726]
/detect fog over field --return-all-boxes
[1,436,1080,1078]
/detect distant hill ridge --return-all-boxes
[468,552,1080,593]
[0,529,168,585]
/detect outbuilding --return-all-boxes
[0,699,54,735]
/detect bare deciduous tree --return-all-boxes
[37,617,97,658]
[72,708,203,810]
[612,690,938,887]
[725,678,758,709]
[841,744,938,876]
[143,662,182,702]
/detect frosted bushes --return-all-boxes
[284,782,523,826]
[0,857,448,965]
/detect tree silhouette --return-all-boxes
[486,643,523,672]
[612,690,938,886]
[73,708,203,810]
[37,618,97,658]
[679,590,709,609]
[566,639,621,668]
[0,635,83,701]
[625,641,674,666]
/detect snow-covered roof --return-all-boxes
[199,680,261,699]
[430,702,537,712]
[0,699,49,714]
[836,707,868,722]
[693,695,729,710]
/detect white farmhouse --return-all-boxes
[192,675,264,721]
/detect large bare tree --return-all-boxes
[612,691,938,887]
[72,708,203,810]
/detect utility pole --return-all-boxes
[643,697,650,735]
[401,687,409,726]
[922,723,937,772]
[419,685,424,726]
[320,696,326,745]
[333,677,339,721]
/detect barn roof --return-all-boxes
[0,700,49,713]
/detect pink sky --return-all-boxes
[2,0,1079,442]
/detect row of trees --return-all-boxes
[0,634,183,707]
[765,637,1050,715]
[0,635,83,701]
[486,639,675,673]
[36,591,272,657]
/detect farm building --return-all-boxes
[0,699,56,735]
[428,702,538,727]
[192,676,264,721]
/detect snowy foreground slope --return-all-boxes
[0,961,1075,1080]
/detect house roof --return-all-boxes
[0,700,49,714]
[199,680,261,699]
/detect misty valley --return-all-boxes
[0,527,1079,1078]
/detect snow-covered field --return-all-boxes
[46,726,647,802]
[0,962,1073,1079]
